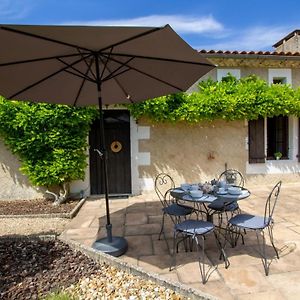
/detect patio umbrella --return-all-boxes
[0,24,215,256]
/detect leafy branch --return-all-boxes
[127,74,300,122]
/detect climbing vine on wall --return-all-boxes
[127,74,300,123]
[0,96,98,201]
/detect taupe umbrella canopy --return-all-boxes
[0,24,214,105]
[0,24,215,256]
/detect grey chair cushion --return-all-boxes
[163,203,193,216]
[229,213,271,230]
[175,219,214,235]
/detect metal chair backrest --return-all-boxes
[264,181,282,224]
[218,169,245,187]
[154,173,175,207]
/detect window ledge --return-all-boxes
[246,159,300,174]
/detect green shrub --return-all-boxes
[127,74,300,122]
[0,97,98,200]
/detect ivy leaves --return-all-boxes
[0,97,98,188]
[127,74,300,123]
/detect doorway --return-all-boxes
[89,110,132,195]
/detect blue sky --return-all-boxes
[1,0,300,51]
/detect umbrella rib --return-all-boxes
[8,54,92,99]
[102,54,184,92]
[62,69,95,83]
[73,56,95,106]
[101,52,215,67]
[97,26,164,53]
[98,56,133,102]
[100,47,114,79]
[57,57,96,83]
[101,56,134,82]
[0,26,93,52]
[77,48,97,80]
[0,52,89,67]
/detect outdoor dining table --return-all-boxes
[170,185,251,222]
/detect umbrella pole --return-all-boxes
[92,54,128,256]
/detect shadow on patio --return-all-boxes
[61,183,300,299]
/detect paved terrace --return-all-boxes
[61,182,300,299]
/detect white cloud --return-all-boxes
[65,14,224,34]
[196,25,295,51]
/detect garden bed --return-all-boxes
[0,198,80,215]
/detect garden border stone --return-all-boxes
[59,236,217,300]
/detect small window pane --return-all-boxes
[267,116,288,159]
[273,77,286,84]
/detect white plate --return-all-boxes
[172,189,185,193]
[217,191,227,195]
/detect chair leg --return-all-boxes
[214,231,230,269]
[255,230,270,276]
[268,224,279,259]
[195,235,208,284]
[158,212,165,240]
[169,230,177,271]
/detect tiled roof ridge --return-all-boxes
[198,49,300,56]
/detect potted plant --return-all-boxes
[274,151,282,160]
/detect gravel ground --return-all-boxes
[0,201,188,300]
[0,239,186,300]
[0,217,69,237]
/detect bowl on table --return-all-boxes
[190,184,199,190]
[181,183,191,191]
[190,190,203,198]
[228,187,242,195]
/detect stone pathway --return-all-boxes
[61,182,300,299]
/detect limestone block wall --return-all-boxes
[0,139,44,200]
[138,119,248,190]
[137,118,300,191]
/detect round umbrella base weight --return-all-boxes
[92,236,128,257]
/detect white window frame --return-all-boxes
[246,68,298,174]
[246,116,300,174]
[217,69,240,82]
[268,68,291,85]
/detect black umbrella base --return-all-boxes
[92,236,128,257]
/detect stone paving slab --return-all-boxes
[61,182,300,299]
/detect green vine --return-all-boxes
[0,97,98,198]
[127,74,300,122]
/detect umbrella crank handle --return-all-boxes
[94,148,104,159]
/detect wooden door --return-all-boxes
[89,110,131,195]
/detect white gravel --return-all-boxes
[0,217,69,236]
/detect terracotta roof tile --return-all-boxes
[198,49,300,57]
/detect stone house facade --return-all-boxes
[1,30,300,199]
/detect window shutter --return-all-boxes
[249,118,265,163]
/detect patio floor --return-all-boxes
[61,182,300,299]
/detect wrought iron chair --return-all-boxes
[169,219,229,283]
[226,181,282,275]
[154,173,193,242]
[208,169,245,226]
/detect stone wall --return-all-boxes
[138,118,248,188]
[138,118,300,189]
[0,139,43,200]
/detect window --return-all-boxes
[249,116,289,163]
[267,116,289,159]
[272,77,286,84]
[217,69,240,82]
[268,69,291,85]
